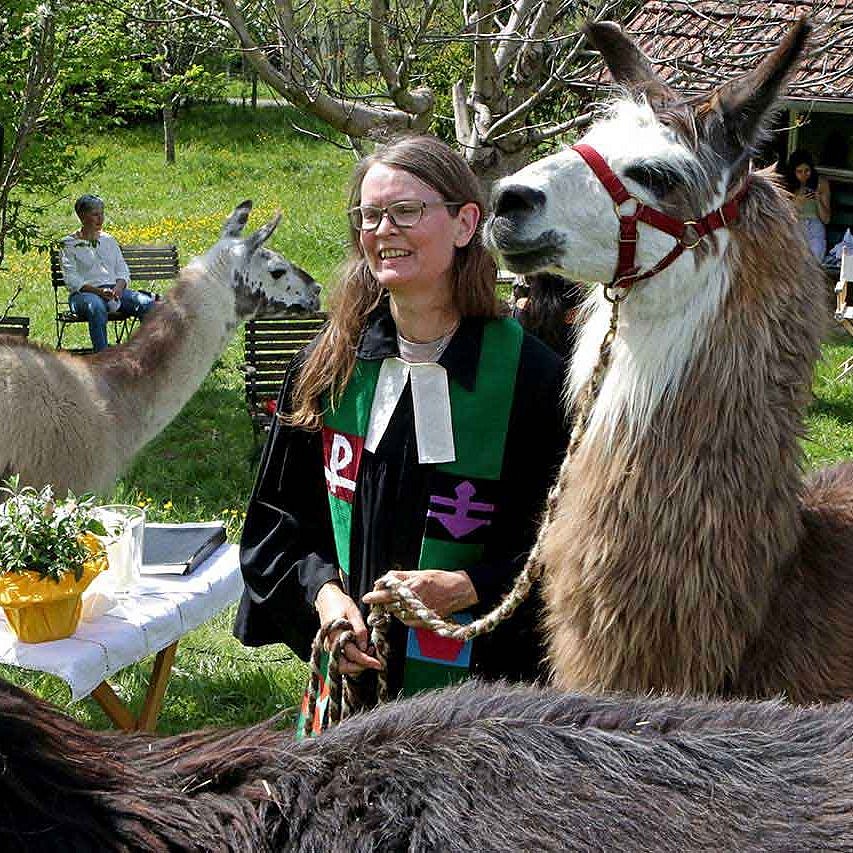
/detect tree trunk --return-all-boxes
[163,104,176,164]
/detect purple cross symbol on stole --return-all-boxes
[427,480,496,540]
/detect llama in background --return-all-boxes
[485,20,853,702]
[0,201,320,496]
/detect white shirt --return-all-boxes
[59,232,130,294]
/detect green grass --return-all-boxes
[2,106,853,732]
[0,104,350,730]
[223,77,287,103]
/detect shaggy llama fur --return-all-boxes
[0,201,320,495]
[485,20,853,702]
[3,678,853,851]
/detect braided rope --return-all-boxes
[304,294,622,735]
[303,617,359,739]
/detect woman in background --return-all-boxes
[786,149,831,261]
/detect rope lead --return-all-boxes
[303,293,621,737]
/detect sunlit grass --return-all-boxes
[0,104,351,729]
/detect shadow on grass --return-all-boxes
[118,369,261,523]
[808,396,853,423]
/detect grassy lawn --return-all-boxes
[2,104,853,732]
[0,103,355,731]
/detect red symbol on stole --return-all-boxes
[322,428,364,503]
[413,627,467,662]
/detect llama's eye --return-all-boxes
[623,162,683,197]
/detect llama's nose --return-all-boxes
[492,184,546,218]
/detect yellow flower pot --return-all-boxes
[0,534,108,643]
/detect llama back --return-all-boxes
[0,336,118,495]
[3,678,853,851]
[736,461,853,701]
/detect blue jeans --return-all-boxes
[69,289,155,352]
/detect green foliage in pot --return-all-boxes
[0,477,108,582]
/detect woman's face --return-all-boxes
[795,163,812,186]
[79,206,105,231]
[358,164,478,301]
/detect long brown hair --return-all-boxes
[289,134,500,429]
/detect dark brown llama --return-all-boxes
[484,20,853,702]
[3,678,853,851]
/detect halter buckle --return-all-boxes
[680,221,703,250]
[604,285,628,303]
[614,197,641,219]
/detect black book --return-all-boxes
[141,522,227,576]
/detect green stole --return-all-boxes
[298,318,523,736]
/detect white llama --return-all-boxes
[0,201,320,495]
[484,20,853,703]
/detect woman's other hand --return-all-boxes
[314,581,382,674]
[363,569,478,626]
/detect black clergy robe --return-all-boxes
[234,299,569,689]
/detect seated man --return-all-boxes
[59,194,155,352]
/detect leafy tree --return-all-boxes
[0,1,99,266]
[0,0,228,267]
[64,3,227,163]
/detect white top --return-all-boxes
[0,544,243,701]
[59,231,131,294]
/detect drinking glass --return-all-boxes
[97,504,145,594]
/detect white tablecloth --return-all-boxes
[0,544,243,701]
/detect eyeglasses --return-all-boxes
[348,200,463,231]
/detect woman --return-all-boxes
[234,135,568,731]
[59,194,155,352]
[785,150,831,261]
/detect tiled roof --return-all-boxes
[588,1,853,103]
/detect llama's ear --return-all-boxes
[245,210,282,255]
[222,200,253,238]
[700,18,811,171]
[584,21,675,107]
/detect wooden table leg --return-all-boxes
[91,681,137,730]
[90,640,179,732]
[137,641,178,732]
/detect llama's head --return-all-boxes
[214,200,321,319]
[484,19,811,305]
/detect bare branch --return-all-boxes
[218,0,432,137]
[452,79,472,146]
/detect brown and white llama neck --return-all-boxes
[91,256,241,460]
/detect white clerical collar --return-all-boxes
[364,358,455,464]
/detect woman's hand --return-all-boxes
[314,581,382,675]
[363,569,478,626]
[817,177,831,224]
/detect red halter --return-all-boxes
[571,143,749,290]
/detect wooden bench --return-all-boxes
[50,243,179,351]
[0,316,30,338]
[243,312,327,442]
